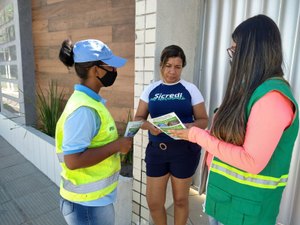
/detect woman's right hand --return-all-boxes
[141,121,162,136]
[117,137,133,154]
[149,125,162,136]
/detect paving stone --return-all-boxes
[0,152,27,169]
[0,201,26,225]
[0,144,18,157]
[0,162,36,184]
[15,186,60,220]
[0,186,10,204]
[0,135,66,225]
[23,208,67,225]
[4,172,55,199]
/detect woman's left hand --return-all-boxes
[169,128,190,141]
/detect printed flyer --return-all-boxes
[149,112,186,140]
[124,121,143,137]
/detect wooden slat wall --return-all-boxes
[31,0,135,131]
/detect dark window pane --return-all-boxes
[0,45,17,61]
[4,3,14,23]
[0,25,15,44]
[0,3,14,26]
[0,65,18,80]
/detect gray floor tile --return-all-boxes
[4,172,55,199]
[0,152,28,169]
[15,186,60,220]
[0,144,18,157]
[23,208,67,225]
[0,136,66,225]
[0,201,26,225]
[0,186,11,204]
[0,162,37,184]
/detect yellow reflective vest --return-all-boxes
[55,90,120,202]
[205,78,299,225]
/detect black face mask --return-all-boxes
[96,66,117,87]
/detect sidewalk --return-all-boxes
[166,189,209,225]
[0,135,67,225]
[0,135,208,225]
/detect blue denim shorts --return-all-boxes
[59,197,115,225]
[145,140,201,178]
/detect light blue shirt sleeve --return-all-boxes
[63,106,116,206]
[62,106,101,155]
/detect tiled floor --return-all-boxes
[0,135,208,225]
[166,189,209,225]
[0,136,66,225]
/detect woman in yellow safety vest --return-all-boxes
[56,39,133,225]
[170,15,299,225]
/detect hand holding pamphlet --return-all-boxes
[148,112,186,140]
[124,121,143,137]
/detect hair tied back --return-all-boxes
[59,39,75,67]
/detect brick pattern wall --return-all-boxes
[133,0,157,224]
[31,0,135,129]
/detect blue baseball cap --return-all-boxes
[73,39,127,68]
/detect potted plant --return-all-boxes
[36,80,65,138]
[119,109,133,177]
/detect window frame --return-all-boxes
[0,0,36,126]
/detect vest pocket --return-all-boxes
[232,197,261,216]
[205,184,231,221]
[206,184,262,225]
[231,197,262,225]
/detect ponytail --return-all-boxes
[59,39,74,67]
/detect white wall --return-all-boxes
[156,0,202,83]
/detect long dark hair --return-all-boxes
[58,39,100,80]
[211,14,284,145]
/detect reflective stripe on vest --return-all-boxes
[61,171,120,194]
[211,160,288,189]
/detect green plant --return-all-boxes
[120,147,133,165]
[36,80,65,137]
[120,109,134,165]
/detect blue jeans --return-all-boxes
[60,198,115,225]
[208,216,224,225]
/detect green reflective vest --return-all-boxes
[55,90,120,202]
[205,78,299,225]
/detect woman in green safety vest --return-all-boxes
[170,15,299,225]
[56,39,133,225]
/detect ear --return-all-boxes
[87,65,98,79]
[92,65,99,74]
[93,65,105,78]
